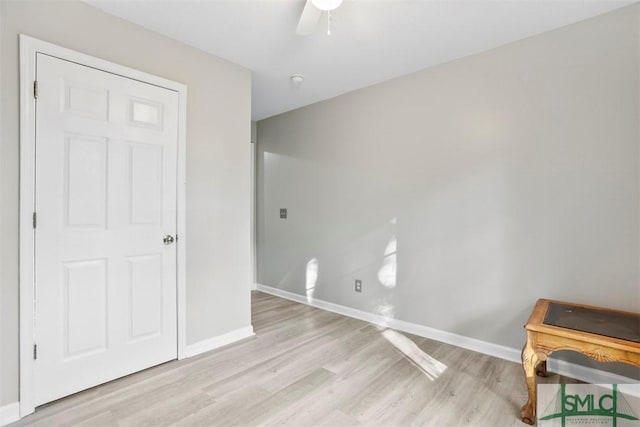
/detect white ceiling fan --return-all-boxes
[296,0,344,36]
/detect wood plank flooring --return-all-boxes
[12,291,580,426]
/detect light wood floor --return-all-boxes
[13,291,578,426]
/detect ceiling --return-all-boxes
[87,0,633,121]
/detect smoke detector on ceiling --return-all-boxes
[290,74,305,84]
[290,74,305,91]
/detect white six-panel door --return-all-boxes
[34,53,179,406]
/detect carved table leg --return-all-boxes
[521,337,547,425]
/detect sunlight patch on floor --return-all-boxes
[382,329,447,381]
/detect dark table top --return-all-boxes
[544,302,640,343]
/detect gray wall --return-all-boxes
[258,4,639,366]
[1,1,252,405]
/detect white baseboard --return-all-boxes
[1,402,20,426]
[184,326,255,358]
[256,284,520,362]
[256,284,639,387]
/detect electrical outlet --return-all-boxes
[280,208,287,219]
[355,280,362,293]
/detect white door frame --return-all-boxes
[19,35,188,417]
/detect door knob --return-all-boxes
[163,235,175,245]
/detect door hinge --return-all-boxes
[33,344,37,360]
[33,80,38,99]
[32,212,37,229]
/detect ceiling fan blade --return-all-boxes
[296,0,322,35]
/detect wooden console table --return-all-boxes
[520,299,640,425]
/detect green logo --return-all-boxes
[539,384,639,427]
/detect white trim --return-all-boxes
[184,326,255,358]
[19,34,37,419]
[0,402,20,427]
[19,35,188,418]
[256,284,640,387]
[176,80,188,360]
[256,284,520,363]
[250,123,257,292]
